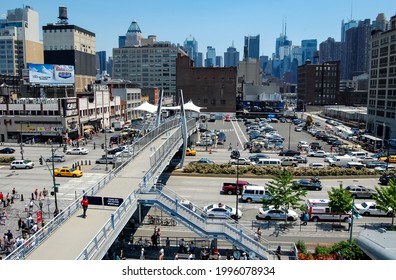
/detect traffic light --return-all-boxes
[101,143,104,149]
[39,157,43,165]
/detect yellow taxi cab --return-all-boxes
[54,167,83,177]
[186,148,197,156]
[379,155,396,163]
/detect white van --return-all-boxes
[253,158,281,166]
[241,185,271,203]
[348,151,367,158]
[328,155,359,167]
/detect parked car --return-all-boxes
[345,185,376,198]
[358,156,376,164]
[281,158,299,167]
[53,167,83,177]
[292,179,322,191]
[10,160,34,169]
[374,165,396,171]
[66,147,89,155]
[354,201,393,217]
[278,149,300,156]
[202,203,242,219]
[45,155,66,162]
[196,140,214,146]
[297,141,309,150]
[294,126,303,132]
[346,162,366,170]
[308,150,328,157]
[309,142,322,151]
[248,154,269,163]
[309,162,326,169]
[379,174,396,185]
[293,155,308,164]
[191,158,215,164]
[0,147,15,154]
[229,158,251,165]
[257,208,298,221]
[366,161,387,169]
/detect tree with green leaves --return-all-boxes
[305,115,313,127]
[264,169,307,223]
[328,184,353,224]
[374,179,396,228]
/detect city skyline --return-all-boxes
[2,0,395,59]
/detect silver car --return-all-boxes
[346,185,376,198]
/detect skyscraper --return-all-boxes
[215,56,223,67]
[341,18,371,79]
[224,45,239,67]
[0,6,43,76]
[273,33,292,78]
[125,19,143,47]
[372,13,388,31]
[183,35,199,65]
[244,35,259,60]
[205,46,216,67]
[301,39,317,63]
[341,19,358,42]
[319,37,342,64]
[96,51,107,74]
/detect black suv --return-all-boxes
[379,174,396,185]
[309,142,322,151]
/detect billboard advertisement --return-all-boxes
[28,64,75,85]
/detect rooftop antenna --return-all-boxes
[285,17,287,38]
[350,0,353,21]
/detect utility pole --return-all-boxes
[234,149,240,221]
[51,145,59,216]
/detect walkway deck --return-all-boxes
[26,130,176,260]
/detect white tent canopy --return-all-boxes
[132,101,158,114]
[162,100,206,113]
[132,100,206,114]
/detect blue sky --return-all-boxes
[2,0,395,59]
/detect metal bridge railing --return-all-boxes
[5,117,184,260]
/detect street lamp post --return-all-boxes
[19,121,30,160]
[349,197,355,246]
[51,145,59,216]
[104,127,108,171]
[234,149,241,221]
[288,123,291,149]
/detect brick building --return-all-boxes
[176,54,237,112]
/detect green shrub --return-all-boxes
[0,156,15,163]
[296,240,308,255]
[182,163,396,177]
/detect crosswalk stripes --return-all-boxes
[55,173,105,202]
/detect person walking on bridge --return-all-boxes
[81,196,89,218]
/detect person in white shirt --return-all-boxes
[31,223,38,233]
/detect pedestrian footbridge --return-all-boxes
[5,117,297,260]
